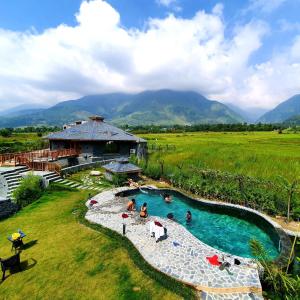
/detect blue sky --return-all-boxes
[0,0,299,110]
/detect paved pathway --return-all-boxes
[85,187,263,300]
[58,179,102,191]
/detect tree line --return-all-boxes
[123,123,287,134]
[0,126,60,137]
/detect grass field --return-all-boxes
[0,186,186,300]
[0,133,43,143]
[0,133,47,153]
[140,131,300,181]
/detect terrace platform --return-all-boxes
[85,187,263,300]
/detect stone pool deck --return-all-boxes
[85,187,264,299]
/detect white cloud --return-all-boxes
[247,0,286,13]
[278,19,300,32]
[156,0,177,7]
[156,0,182,12]
[212,3,224,16]
[0,0,299,112]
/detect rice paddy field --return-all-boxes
[139,131,300,181]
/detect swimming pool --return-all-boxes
[119,188,280,259]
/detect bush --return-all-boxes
[250,239,300,299]
[13,174,44,208]
[0,128,13,137]
[136,158,297,218]
[112,174,128,187]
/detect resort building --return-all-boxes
[47,116,147,160]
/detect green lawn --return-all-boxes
[0,186,188,299]
[68,168,112,190]
[140,131,300,181]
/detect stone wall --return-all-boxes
[0,174,7,198]
[0,200,18,220]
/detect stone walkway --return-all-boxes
[85,187,263,300]
[59,179,103,191]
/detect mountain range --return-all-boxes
[0,90,300,127]
[258,94,300,123]
[0,90,244,127]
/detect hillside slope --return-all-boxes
[258,94,300,123]
[0,90,244,127]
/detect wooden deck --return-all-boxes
[0,148,80,174]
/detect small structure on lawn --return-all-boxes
[102,158,142,181]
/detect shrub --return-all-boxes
[13,174,44,208]
[0,128,13,137]
[136,158,297,218]
[112,174,128,187]
[250,239,300,299]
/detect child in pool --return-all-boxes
[186,211,192,223]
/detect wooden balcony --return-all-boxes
[0,148,80,174]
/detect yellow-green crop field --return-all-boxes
[140,131,300,181]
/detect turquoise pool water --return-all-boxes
[129,189,279,258]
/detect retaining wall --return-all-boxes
[0,200,18,220]
[61,159,115,176]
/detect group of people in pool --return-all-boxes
[126,197,192,222]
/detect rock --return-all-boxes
[90,170,101,176]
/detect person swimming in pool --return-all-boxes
[186,210,192,223]
[140,202,148,218]
[163,193,172,203]
[167,212,177,221]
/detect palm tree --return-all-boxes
[277,176,299,223]
[250,239,299,299]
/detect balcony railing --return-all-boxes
[0,148,80,174]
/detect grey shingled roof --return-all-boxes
[103,161,142,174]
[47,120,146,142]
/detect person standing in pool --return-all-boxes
[186,211,192,223]
[163,193,172,203]
[140,202,148,218]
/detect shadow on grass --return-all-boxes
[23,240,38,250]
[20,258,37,272]
[1,258,37,283]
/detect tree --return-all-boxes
[277,176,299,223]
[250,239,299,299]
[285,222,300,274]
